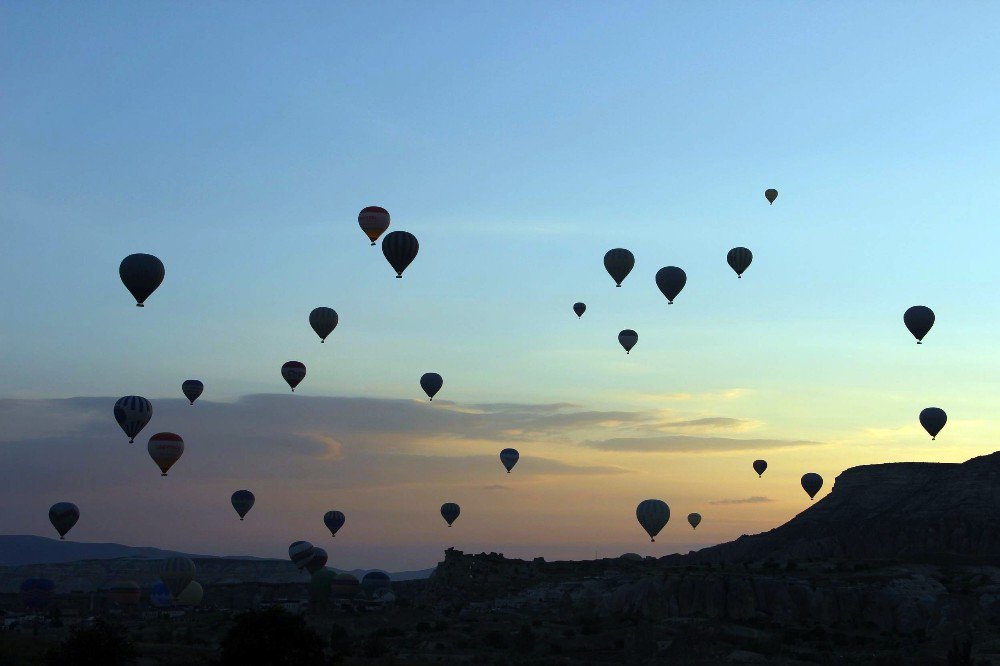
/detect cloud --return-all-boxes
[482,485,510,491]
[583,435,823,453]
[656,417,755,432]
[709,496,776,505]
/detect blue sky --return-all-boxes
[2,3,999,570]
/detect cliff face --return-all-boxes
[689,451,1000,563]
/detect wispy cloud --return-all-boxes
[709,496,776,505]
[583,435,823,453]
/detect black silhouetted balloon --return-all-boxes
[358,206,390,246]
[618,329,638,354]
[801,473,823,500]
[382,231,419,278]
[441,503,460,527]
[904,306,935,344]
[752,460,767,477]
[324,510,345,537]
[765,189,778,204]
[281,361,306,392]
[231,490,254,520]
[119,254,164,307]
[919,407,947,440]
[604,249,634,287]
[420,372,443,401]
[727,247,753,278]
[181,380,203,405]
[49,502,79,540]
[309,307,339,343]
[655,266,687,304]
[573,302,586,318]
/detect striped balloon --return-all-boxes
[305,547,328,574]
[114,396,152,443]
[382,230,419,278]
[159,556,196,599]
[309,307,339,343]
[500,448,519,473]
[358,206,390,246]
[148,433,184,476]
[181,380,203,405]
[726,247,753,278]
[655,266,687,304]
[231,490,255,520]
[119,253,165,307]
[636,499,670,542]
[440,503,460,527]
[324,510,346,537]
[687,512,702,530]
[48,502,79,540]
[289,541,316,570]
[281,361,306,392]
[618,329,638,354]
[603,248,634,287]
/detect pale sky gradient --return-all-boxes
[2,3,999,571]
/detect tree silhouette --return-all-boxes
[218,607,325,666]
[44,619,138,666]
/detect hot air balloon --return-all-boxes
[309,307,339,343]
[687,513,702,530]
[382,230,419,278]
[604,248,635,287]
[636,499,670,542]
[801,473,823,500]
[330,573,360,598]
[441,503,460,527]
[289,541,315,570]
[175,580,203,607]
[420,373,443,401]
[655,267,687,304]
[150,582,173,607]
[148,433,184,476]
[281,361,306,392]
[114,396,152,443]
[231,490,255,520]
[309,569,337,603]
[904,306,935,344]
[765,189,778,204]
[159,557,195,600]
[727,247,753,278]
[752,460,768,478]
[359,206,390,246]
[573,302,586,318]
[618,329,638,354]
[324,510,346,537]
[305,548,328,574]
[361,571,392,597]
[49,502,79,540]
[181,380,203,405]
[119,253,165,307]
[106,581,140,606]
[919,407,947,440]
[500,448,519,473]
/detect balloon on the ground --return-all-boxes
[727,247,753,278]
[420,372,443,401]
[359,206,390,246]
[175,580,203,607]
[181,380,203,405]
[114,396,152,443]
[107,581,140,606]
[324,510,346,537]
[573,302,586,318]
[361,571,392,597]
[655,266,687,304]
[289,541,315,570]
[231,490,255,520]
[765,188,778,204]
[904,306,935,344]
[753,460,768,478]
[281,361,306,392]
[382,230,419,277]
[604,248,634,287]
[150,582,173,607]
[500,448,519,473]
[49,502,79,540]
[801,473,823,500]
[119,253,164,307]
[305,547,328,574]
[618,329,638,354]
[309,307,339,343]
[687,513,702,529]
[159,557,196,599]
[148,433,184,476]
[441,503,460,527]
[636,499,670,542]
[919,407,947,440]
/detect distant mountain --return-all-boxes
[0,535,202,566]
[686,450,1000,563]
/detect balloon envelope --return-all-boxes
[752,460,768,478]
[919,407,947,440]
[655,266,687,304]
[175,580,203,607]
[119,253,164,306]
[159,557,196,599]
[324,510,346,537]
[904,306,935,344]
[150,582,173,607]
[114,396,152,443]
[441,502,460,526]
[148,433,184,476]
[289,541,315,570]
[727,247,753,278]
[305,548,328,574]
[420,372,443,401]
[801,473,823,500]
[618,329,638,354]
[107,580,140,606]
[309,307,339,342]
[382,230,419,277]
[500,448,519,473]
[281,361,306,392]
[765,188,778,204]
[48,502,79,539]
[181,380,203,405]
[361,571,392,596]
[636,499,670,542]
[603,248,635,287]
[573,302,586,318]
[358,206,390,245]
[687,513,702,529]
[231,490,255,520]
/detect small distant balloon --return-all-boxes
[49,502,79,540]
[420,373,443,401]
[119,253,164,307]
[801,473,823,500]
[573,302,586,318]
[289,541,316,571]
[636,499,670,542]
[752,460,768,478]
[655,267,687,304]
[281,361,306,392]
[181,380,203,405]
[687,513,702,530]
[500,448,519,473]
[765,189,778,205]
[904,306,935,344]
[727,247,753,278]
[148,433,184,476]
[114,396,152,443]
[358,206,390,246]
[231,490,255,520]
[324,510,346,537]
[441,502,460,527]
[604,249,635,287]
[382,230,419,278]
[305,547,328,574]
[309,307,339,343]
[919,407,947,440]
[618,329,638,354]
